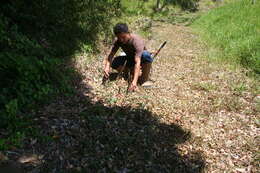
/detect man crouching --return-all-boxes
[103,23,153,92]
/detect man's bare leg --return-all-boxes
[139,63,152,85]
[116,63,152,85]
[116,65,131,81]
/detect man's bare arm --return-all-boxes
[103,47,118,77]
[104,48,117,66]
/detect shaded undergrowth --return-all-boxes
[0,0,120,149]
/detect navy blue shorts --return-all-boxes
[111,50,153,69]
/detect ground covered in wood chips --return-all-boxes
[1,22,259,173]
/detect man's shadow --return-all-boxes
[1,75,205,173]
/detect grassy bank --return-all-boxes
[192,0,260,75]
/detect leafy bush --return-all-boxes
[0,0,121,149]
[121,0,199,15]
[1,0,121,57]
[163,0,199,11]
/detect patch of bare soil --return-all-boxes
[1,22,259,173]
[81,22,259,172]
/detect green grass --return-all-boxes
[192,0,260,75]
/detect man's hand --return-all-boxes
[128,82,138,92]
[103,48,117,79]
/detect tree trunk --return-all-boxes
[155,0,166,12]
[156,0,160,9]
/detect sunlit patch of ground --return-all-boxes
[83,22,259,172]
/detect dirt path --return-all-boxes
[2,22,259,173]
[83,22,259,172]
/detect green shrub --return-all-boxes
[163,0,199,11]
[0,0,121,149]
[1,0,121,57]
[192,0,260,74]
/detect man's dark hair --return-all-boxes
[113,23,129,35]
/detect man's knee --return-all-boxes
[111,56,127,69]
[116,66,124,72]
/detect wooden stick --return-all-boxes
[153,41,167,59]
